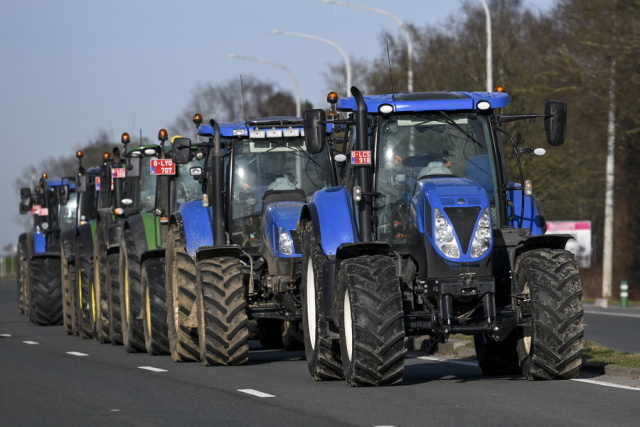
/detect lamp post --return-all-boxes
[479,0,493,92]
[320,0,413,92]
[227,53,301,117]
[269,29,351,96]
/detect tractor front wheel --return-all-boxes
[516,248,583,380]
[142,257,169,355]
[338,255,405,387]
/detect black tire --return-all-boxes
[196,257,249,366]
[28,257,63,326]
[17,237,29,315]
[119,228,146,353]
[165,225,200,362]
[282,320,304,351]
[257,319,284,349]
[337,255,405,387]
[301,221,343,380]
[60,239,76,335]
[77,238,95,339]
[92,228,111,343]
[515,249,583,380]
[474,331,520,375]
[107,252,123,345]
[142,257,170,355]
[247,319,259,340]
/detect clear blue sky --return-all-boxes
[0,0,554,251]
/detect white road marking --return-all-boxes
[584,310,640,319]
[420,355,640,391]
[1,334,12,338]
[138,366,168,372]
[67,351,89,357]
[23,341,38,345]
[573,378,640,391]
[238,389,275,398]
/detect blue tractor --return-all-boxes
[18,173,76,325]
[165,116,334,364]
[299,87,583,386]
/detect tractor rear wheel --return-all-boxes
[60,239,76,334]
[142,257,169,355]
[28,256,63,326]
[196,257,249,366]
[107,252,122,345]
[120,228,146,353]
[282,320,304,351]
[93,228,111,343]
[258,319,284,349]
[301,221,343,380]
[338,255,405,387]
[474,331,520,375]
[516,248,583,380]
[17,236,29,315]
[165,225,200,362]
[77,238,95,339]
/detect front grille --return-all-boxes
[444,207,481,253]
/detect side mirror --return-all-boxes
[58,185,70,206]
[19,187,32,214]
[76,174,88,193]
[303,109,327,154]
[172,138,192,164]
[545,101,567,146]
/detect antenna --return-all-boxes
[240,75,248,122]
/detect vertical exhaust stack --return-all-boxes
[351,87,372,243]
[210,119,226,246]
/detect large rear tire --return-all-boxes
[93,227,111,343]
[301,221,343,380]
[107,252,123,345]
[165,225,200,362]
[28,257,63,326]
[474,331,520,375]
[142,257,170,355]
[516,248,583,380]
[60,239,76,334]
[119,228,146,353]
[338,255,405,387]
[77,238,95,339]
[17,236,29,315]
[196,257,249,366]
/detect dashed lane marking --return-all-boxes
[584,310,640,319]
[1,334,12,338]
[573,378,640,391]
[67,352,89,357]
[238,389,275,398]
[23,341,38,345]
[138,366,168,372]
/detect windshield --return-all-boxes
[230,136,332,249]
[376,113,498,242]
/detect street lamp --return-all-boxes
[479,0,493,92]
[227,53,301,117]
[320,0,413,92]
[269,29,351,96]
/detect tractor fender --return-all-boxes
[262,201,304,258]
[174,200,213,257]
[33,229,47,254]
[76,223,95,261]
[513,233,574,262]
[302,187,358,256]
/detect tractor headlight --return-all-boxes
[278,227,294,256]
[470,208,492,258]
[434,208,460,259]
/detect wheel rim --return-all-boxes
[343,289,353,361]
[523,281,532,354]
[145,283,151,334]
[306,257,316,350]
[124,263,130,323]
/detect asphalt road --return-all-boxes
[583,303,640,354]
[1,278,639,426]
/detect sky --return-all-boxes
[0,0,555,252]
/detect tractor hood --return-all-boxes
[411,177,493,262]
[262,201,304,258]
